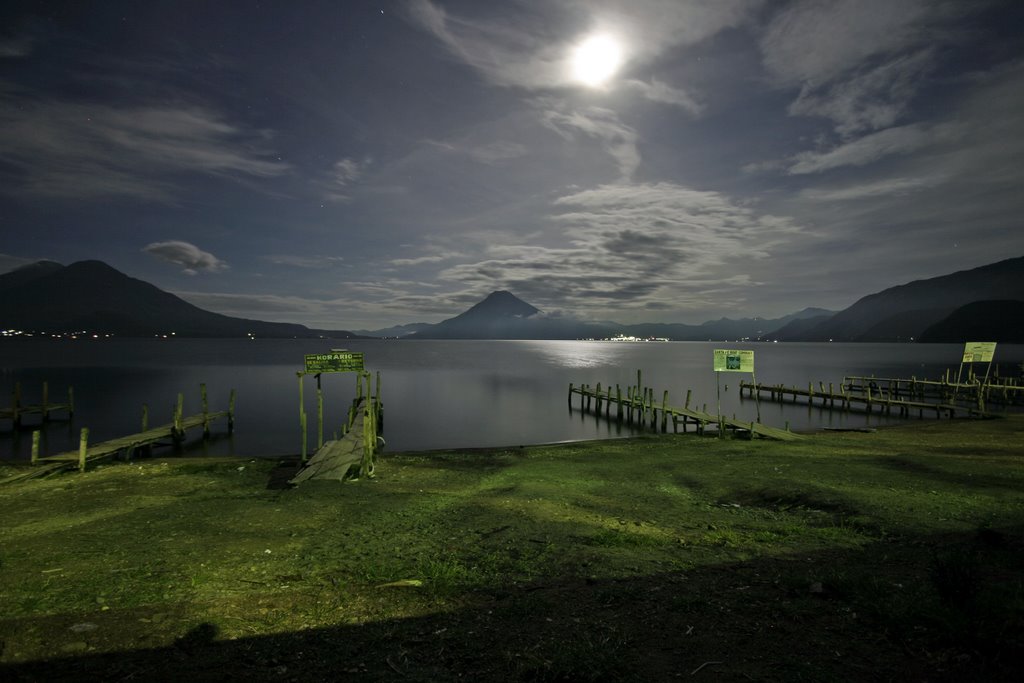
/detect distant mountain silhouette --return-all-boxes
[406,291,834,341]
[776,256,1024,342]
[410,291,545,339]
[918,300,1024,343]
[0,260,359,338]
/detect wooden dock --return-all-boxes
[569,375,802,441]
[842,374,1024,407]
[291,371,382,484]
[739,380,990,419]
[0,381,74,429]
[34,386,235,472]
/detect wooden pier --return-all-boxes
[0,381,74,429]
[291,371,382,484]
[842,374,1024,408]
[739,380,990,419]
[569,373,802,441]
[33,385,235,472]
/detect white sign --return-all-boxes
[713,349,754,373]
[961,342,996,363]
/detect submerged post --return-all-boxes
[228,389,236,433]
[12,382,21,429]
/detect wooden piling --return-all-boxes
[201,383,210,438]
[31,430,40,464]
[173,393,184,443]
[78,427,89,472]
[661,390,669,432]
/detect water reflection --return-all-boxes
[519,340,630,369]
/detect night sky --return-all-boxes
[2,1,1022,330]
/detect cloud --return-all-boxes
[435,181,802,317]
[468,141,529,163]
[143,241,228,275]
[787,49,935,137]
[0,96,290,201]
[625,78,703,114]
[322,157,372,202]
[785,122,960,174]
[798,175,945,201]
[264,254,344,269]
[758,0,980,146]
[0,36,33,58]
[759,0,934,88]
[540,104,640,180]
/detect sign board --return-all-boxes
[961,342,996,364]
[304,351,364,374]
[713,349,754,373]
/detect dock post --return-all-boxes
[376,371,384,431]
[661,391,669,432]
[301,412,308,463]
[31,430,40,464]
[606,385,612,418]
[568,383,574,408]
[68,386,75,417]
[42,381,50,422]
[298,372,306,461]
[201,383,210,438]
[173,393,184,443]
[78,427,89,472]
[316,374,324,451]
[228,389,236,433]
[141,404,149,431]
[616,385,623,422]
[685,389,692,409]
[595,383,602,415]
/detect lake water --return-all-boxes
[2,338,1021,460]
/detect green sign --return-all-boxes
[714,349,754,373]
[961,341,996,363]
[304,351,364,373]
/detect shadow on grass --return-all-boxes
[873,456,1022,493]
[3,525,1022,683]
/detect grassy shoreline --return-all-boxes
[2,417,1023,681]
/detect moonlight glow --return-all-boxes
[570,34,623,87]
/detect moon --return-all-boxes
[570,34,623,87]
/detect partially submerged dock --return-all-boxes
[30,385,235,473]
[0,381,74,429]
[569,374,802,441]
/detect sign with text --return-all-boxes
[961,342,996,363]
[713,349,754,373]
[304,351,364,374]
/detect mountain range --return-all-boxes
[1,257,1021,342]
[0,260,358,338]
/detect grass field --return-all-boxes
[1,416,1023,681]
